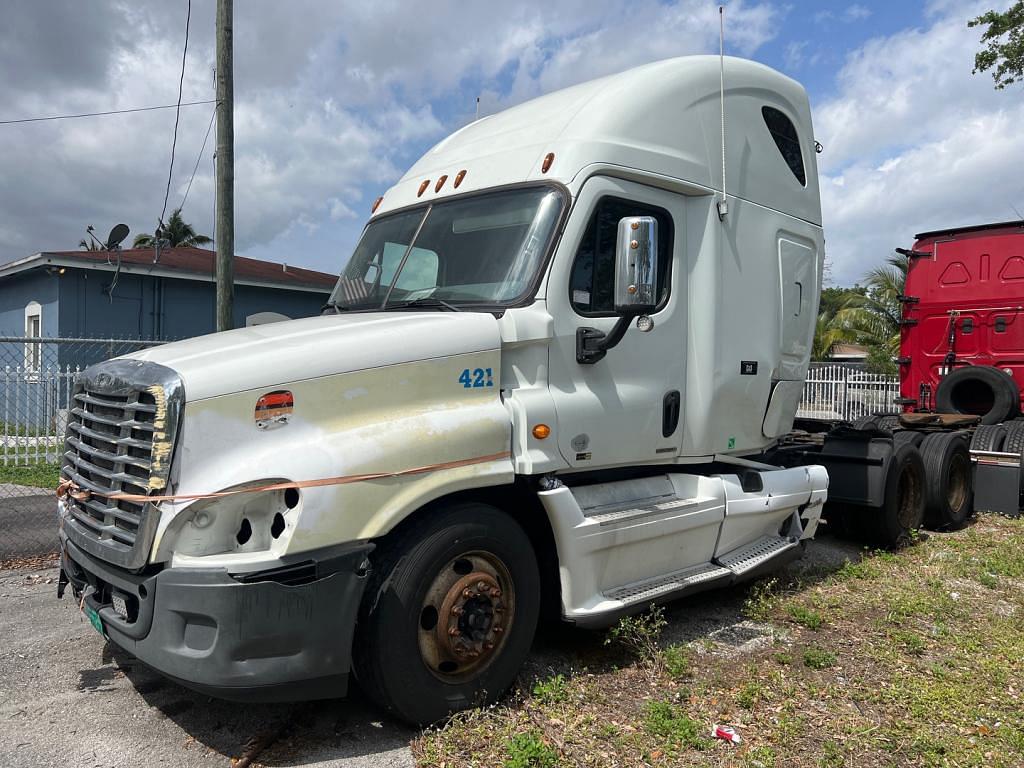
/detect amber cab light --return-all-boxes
[435,175,448,192]
[371,195,384,213]
[532,424,551,440]
[541,152,555,173]
[417,179,431,197]
[453,169,467,188]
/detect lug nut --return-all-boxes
[477,581,488,590]
[484,642,495,650]
[493,625,504,634]
[448,627,461,637]
[462,588,473,598]
[451,606,464,616]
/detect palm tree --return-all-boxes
[830,253,909,372]
[78,239,102,251]
[133,208,212,248]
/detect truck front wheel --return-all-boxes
[353,502,540,725]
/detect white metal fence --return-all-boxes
[796,364,900,422]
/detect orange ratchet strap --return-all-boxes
[56,451,511,505]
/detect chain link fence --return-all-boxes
[0,336,167,562]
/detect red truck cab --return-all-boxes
[900,220,1024,423]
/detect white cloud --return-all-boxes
[0,0,779,269]
[815,2,1024,285]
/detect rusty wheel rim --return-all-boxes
[417,551,515,683]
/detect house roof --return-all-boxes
[0,247,338,293]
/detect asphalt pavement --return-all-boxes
[0,566,416,768]
[0,533,863,768]
[0,487,57,559]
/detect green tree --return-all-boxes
[133,208,212,248]
[970,2,1024,89]
[831,254,909,374]
[78,239,102,251]
[812,286,857,361]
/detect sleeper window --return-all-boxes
[762,106,806,186]
[569,197,673,315]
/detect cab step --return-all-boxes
[583,495,701,526]
[604,562,732,604]
[715,535,798,576]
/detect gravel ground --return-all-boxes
[0,534,862,768]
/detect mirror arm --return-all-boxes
[576,314,634,365]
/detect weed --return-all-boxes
[504,731,558,768]
[803,647,836,670]
[743,745,778,767]
[773,651,793,665]
[743,578,779,621]
[819,739,845,767]
[642,700,705,750]
[787,603,824,630]
[737,680,767,709]
[977,570,998,588]
[531,674,569,705]
[662,644,691,678]
[604,605,667,665]
[891,630,926,656]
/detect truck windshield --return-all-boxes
[327,186,564,311]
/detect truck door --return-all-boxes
[546,177,685,469]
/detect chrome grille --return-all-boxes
[60,359,183,570]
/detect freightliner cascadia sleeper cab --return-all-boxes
[58,57,831,724]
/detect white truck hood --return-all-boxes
[126,312,501,401]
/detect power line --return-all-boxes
[180,104,217,211]
[159,0,193,226]
[0,99,216,126]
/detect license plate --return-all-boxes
[84,604,105,637]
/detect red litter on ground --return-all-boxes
[712,725,742,745]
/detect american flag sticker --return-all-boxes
[255,390,294,430]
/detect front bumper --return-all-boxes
[60,536,373,702]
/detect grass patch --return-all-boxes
[787,603,824,630]
[0,461,60,489]
[531,674,569,705]
[642,700,705,750]
[661,644,691,678]
[802,647,836,670]
[414,516,1024,768]
[504,731,558,768]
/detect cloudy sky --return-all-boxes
[1,0,1020,286]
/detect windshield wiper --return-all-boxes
[386,297,462,312]
[320,300,353,314]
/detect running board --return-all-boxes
[715,535,799,577]
[604,562,732,604]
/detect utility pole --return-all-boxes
[215,0,234,331]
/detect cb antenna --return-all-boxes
[475,95,481,121]
[717,5,728,221]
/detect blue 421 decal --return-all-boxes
[458,367,494,388]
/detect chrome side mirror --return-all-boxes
[614,216,658,313]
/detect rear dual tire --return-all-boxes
[919,432,973,530]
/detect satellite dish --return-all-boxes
[106,223,130,250]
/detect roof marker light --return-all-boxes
[454,169,467,188]
[371,195,384,213]
[417,180,430,197]
[435,174,448,193]
[532,424,551,440]
[541,152,555,173]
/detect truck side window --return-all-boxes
[762,106,806,186]
[569,197,672,315]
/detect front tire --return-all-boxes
[352,502,540,725]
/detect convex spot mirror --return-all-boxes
[614,216,658,313]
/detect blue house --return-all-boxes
[0,247,337,434]
[0,246,338,367]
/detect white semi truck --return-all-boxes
[57,57,920,725]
